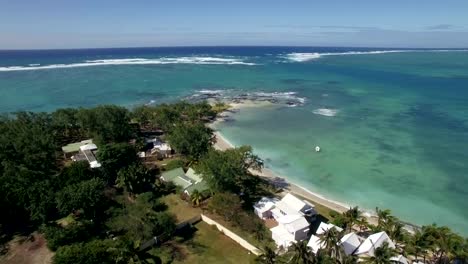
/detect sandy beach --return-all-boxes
[209,101,381,225]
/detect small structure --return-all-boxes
[315,146,320,152]
[354,231,396,257]
[271,214,310,248]
[146,137,172,158]
[340,232,363,256]
[315,222,343,235]
[253,197,279,219]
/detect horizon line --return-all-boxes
[2,45,468,52]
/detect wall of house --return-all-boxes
[201,214,262,256]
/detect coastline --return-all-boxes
[212,130,350,214]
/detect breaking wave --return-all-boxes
[0,57,256,72]
[188,89,307,107]
[284,49,468,62]
[312,108,339,117]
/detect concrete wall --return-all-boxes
[201,214,262,256]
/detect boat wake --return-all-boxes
[0,57,257,72]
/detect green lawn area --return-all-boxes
[160,193,202,223]
[174,222,256,264]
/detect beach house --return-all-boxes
[315,221,343,235]
[271,193,317,220]
[159,167,209,196]
[253,197,279,219]
[354,231,396,257]
[146,137,172,158]
[270,214,310,248]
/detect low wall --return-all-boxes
[201,214,262,256]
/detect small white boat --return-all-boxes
[315,146,320,152]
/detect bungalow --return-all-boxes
[159,167,209,196]
[315,222,343,235]
[271,214,310,248]
[62,140,101,168]
[390,255,409,264]
[354,231,396,257]
[146,137,172,158]
[307,235,324,253]
[340,232,363,256]
[253,197,279,219]
[271,193,317,220]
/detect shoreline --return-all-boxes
[212,130,351,215]
[208,100,382,224]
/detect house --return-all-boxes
[61,139,93,158]
[354,231,396,257]
[62,140,101,168]
[183,168,209,196]
[315,222,343,235]
[271,214,310,248]
[159,167,209,196]
[307,235,324,253]
[146,137,172,158]
[253,197,279,219]
[340,232,362,256]
[160,168,193,189]
[271,193,317,220]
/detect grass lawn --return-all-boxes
[160,193,202,223]
[174,222,256,264]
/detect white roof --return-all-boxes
[277,214,309,233]
[271,224,296,247]
[80,143,98,151]
[316,222,344,235]
[340,232,362,256]
[254,197,279,214]
[355,231,395,256]
[390,255,409,264]
[307,235,324,253]
[89,161,102,168]
[279,193,308,212]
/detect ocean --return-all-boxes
[1,47,467,234]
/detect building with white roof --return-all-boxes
[253,197,279,219]
[390,255,409,264]
[307,235,324,253]
[340,232,362,256]
[272,193,317,220]
[271,214,310,248]
[315,222,344,235]
[354,231,396,257]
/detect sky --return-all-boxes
[1,0,468,49]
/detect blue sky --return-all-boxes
[1,0,468,49]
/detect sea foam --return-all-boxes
[285,49,468,62]
[0,57,256,72]
[312,108,338,117]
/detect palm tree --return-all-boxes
[190,189,204,206]
[356,217,370,233]
[255,246,278,264]
[289,241,315,264]
[344,206,361,232]
[407,229,429,262]
[375,208,396,231]
[361,242,396,264]
[319,227,343,260]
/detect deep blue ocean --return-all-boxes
[1,46,467,234]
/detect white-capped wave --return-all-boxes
[285,49,468,62]
[0,57,256,72]
[313,108,338,117]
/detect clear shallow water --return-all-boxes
[1,47,467,234]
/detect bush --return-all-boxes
[164,159,186,171]
[42,221,95,251]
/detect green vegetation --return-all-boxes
[1,101,466,264]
